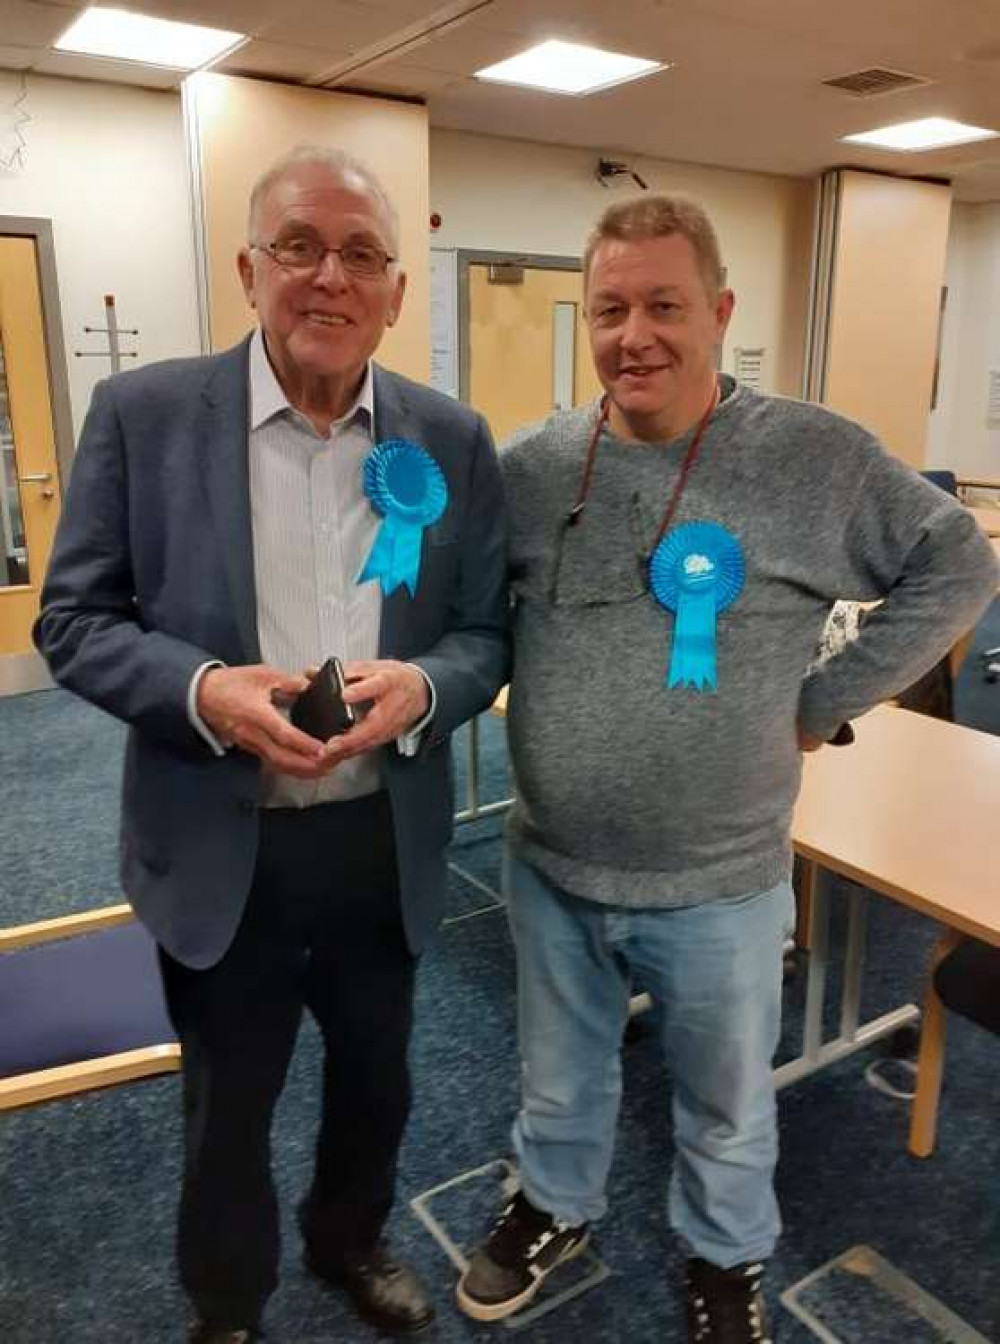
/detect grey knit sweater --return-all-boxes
[501,377,999,908]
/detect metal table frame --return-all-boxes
[451,713,922,1088]
[774,861,919,1089]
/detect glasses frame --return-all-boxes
[250,238,396,279]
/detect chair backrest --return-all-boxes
[934,937,1000,1036]
[922,469,959,497]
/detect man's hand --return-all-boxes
[798,721,855,752]
[198,664,336,778]
[322,659,431,763]
[797,725,825,753]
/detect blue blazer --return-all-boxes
[36,338,509,968]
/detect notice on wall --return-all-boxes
[430,248,459,399]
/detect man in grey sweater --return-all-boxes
[456,195,999,1343]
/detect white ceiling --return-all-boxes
[4,0,1000,201]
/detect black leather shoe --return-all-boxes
[305,1243,435,1336]
[188,1323,257,1343]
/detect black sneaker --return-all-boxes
[685,1257,772,1343]
[456,1190,590,1322]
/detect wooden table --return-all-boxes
[794,706,999,946]
[780,706,1000,1153]
[968,505,1000,537]
[467,681,1000,1148]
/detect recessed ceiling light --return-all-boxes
[475,39,664,96]
[842,116,999,151]
[55,6,246,71]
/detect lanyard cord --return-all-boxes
[566,381,720,562]
[566,397,610,526]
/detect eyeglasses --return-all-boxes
[251,236,395,279]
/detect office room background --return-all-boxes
[1,2,999,1340]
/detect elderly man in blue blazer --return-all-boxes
[35,145,508,1344]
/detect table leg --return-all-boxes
[454,714,515,825]
[839,884,868,1041]
[801,860,830,1061]
[909,927,963,1159]
[775,862,920,1090]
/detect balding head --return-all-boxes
[248,145,400,256]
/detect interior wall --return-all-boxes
[0,74,201,439]
[927,201,1000,480]
[823,171,952,469]
[14,78,987,474]
[428,128,816,398]
[188,72,430,381]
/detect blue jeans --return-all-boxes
[506,850,795,1269]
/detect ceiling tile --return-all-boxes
[0,43,40,69]
[0,0,996,201]
[250,0,434,52]
[0,0,80,47]
[347,61,462,95]
[218,38,349,80]
[91,0,291,37]
[34,50,183,89]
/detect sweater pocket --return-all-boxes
[547,491,649,607]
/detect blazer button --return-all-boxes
[239,799,256,813]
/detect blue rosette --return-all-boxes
[648,521,745,691]
[358,440,448,597]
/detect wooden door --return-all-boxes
[468,263,602,445]
[0,236,62,655]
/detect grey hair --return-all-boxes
[247,145,400,255]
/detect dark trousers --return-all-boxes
[158,792,416,1329]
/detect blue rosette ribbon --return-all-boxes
[648,521,745,691]
[358,440,448,597]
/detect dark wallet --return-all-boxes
[290,656,355,741]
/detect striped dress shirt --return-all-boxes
[248,329,384,807]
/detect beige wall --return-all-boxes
[824,171,952,468]
[0,74,200,437]
[2,79,815,440]
[429,129,815,398]
[927,202,1000,479]
[187,72,430,381]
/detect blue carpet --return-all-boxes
[955,595,1000,734]
[0,690,125,924]
[1,614,998,1342]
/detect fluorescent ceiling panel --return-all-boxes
[55,7,245,71]
[842,116,999,152]
[475,39,664,96]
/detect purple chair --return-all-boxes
[0,905,179,1111]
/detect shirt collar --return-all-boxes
[248,328,374,433]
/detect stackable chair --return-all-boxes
[0,903,179,1111]
[921,469,959,496]
[909,931,1000,1157]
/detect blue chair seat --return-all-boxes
[0,921,176,1078]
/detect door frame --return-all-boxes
[457,250,583,403]
[0,217,74,694]
[0,216,74,487]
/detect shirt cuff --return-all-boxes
[188,661,229,757]
[396,666,436,758]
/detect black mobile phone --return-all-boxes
[290,656,356,741]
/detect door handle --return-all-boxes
[19,471,56,499]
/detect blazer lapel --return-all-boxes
[372,365,416,659]
[371,362,412,455]
[198,337,261,663]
